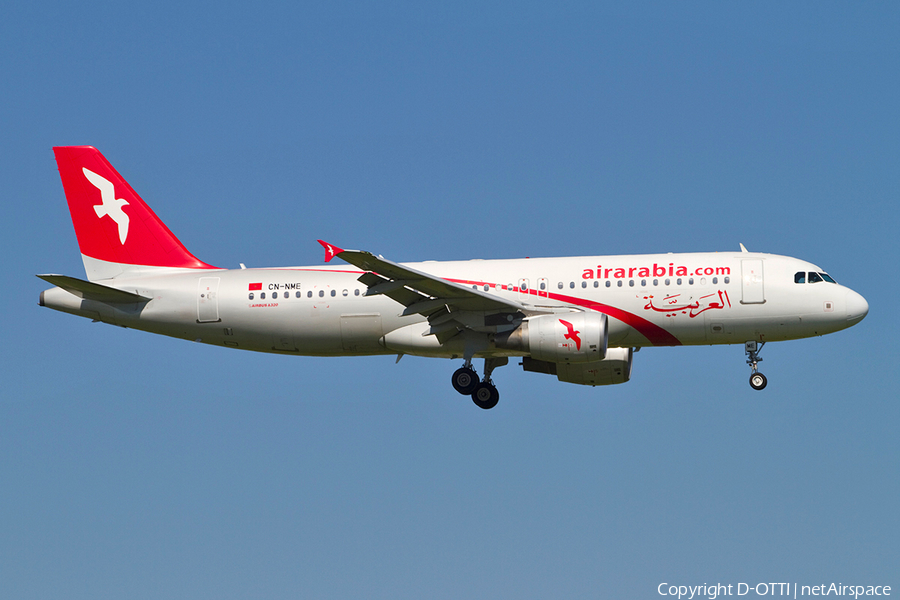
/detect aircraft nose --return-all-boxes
[845,289,868,324]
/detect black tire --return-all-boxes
[749,372,767,391]
[452,367,479,395]
[471,382,500,410]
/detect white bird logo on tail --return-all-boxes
[83,167,130,244]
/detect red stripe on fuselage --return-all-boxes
[262,267,682,346]
[446,277,682,346]
[547,290,682,346]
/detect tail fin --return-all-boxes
[53,146,217,280]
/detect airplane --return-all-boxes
[39,146,869,409]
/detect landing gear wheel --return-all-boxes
[452,367,479,395]
[749,372,767,391]
[471,382,499,410]
[745,341,768,391]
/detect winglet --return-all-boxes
[317,240,345,263]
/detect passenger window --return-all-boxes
[354,289,360,296]
[308,291,313,298]
[318,290,324,298]
[485,284,490,291]
[664,279,670,286]
[593,281,599,288]
[272,292,278,299]
[712,277,718,284]
[540,282,546,290]
[689,278,694,285]
[581,281,587,288]
[808,272,823,284]
[676,278,682,285]
[605,281,611,288]
[248,293,254,300]
[724,276,730,284]
[295,291,301,298]
[558,282,563,290]
[617,280,623,287]
[641,280,647,287]
[331,290,336,297]
[794,272,806,284]
[569,281,575,289]
[261,292,266,299]
[629,280,635,287]
[653,279,658,286]
[342,289,348,296]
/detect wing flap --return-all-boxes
[358,272,432,310]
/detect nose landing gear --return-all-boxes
[451,357,507,409]
[745,341,767,390]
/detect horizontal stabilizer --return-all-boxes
[37,274,151,303]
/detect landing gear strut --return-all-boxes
[450,357,507,409]
[745,341,767,390]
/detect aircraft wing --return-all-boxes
[318,240,526,328]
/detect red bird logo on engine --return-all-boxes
[559,319,582,350]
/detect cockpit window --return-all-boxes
[796,271,837,284]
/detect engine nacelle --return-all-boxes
[496,312,608,363]
[555,347,633,386]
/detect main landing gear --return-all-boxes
[745,341,767,390]
[451,358,507,409]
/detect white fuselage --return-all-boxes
[40,251,868,359]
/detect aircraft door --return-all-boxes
[740,259,765,304]
[197,277,221,322]
[537,277,549,298]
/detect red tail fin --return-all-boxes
[53,146,216,279]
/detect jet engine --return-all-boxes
[496,312,608,363]
[555,347,633,386]
[521,347,633,386]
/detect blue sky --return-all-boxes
[2,2,897,598]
